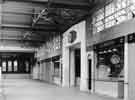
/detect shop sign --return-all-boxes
[128,33,135,43]
[94,37,124,51]
[68,30,77,43]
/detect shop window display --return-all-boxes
[54,61,60,77]
[95,37,124,81]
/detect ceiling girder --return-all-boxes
[5,0,91,10]
[50,0,90,7]
[32,8,48,27]
[0,35,45,42]
[1,24,58,32]
[0,37,45,43]
[3,11,35,16]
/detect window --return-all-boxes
[25,61,29,72]
[2,61,6,72]
[105,3,115,17]
[97,51,124,80]
[54,61,60,77]
[8,61,12,72]
[14,60,18,72]
[95,38,124,81]
[105,3,115,28]
[93,8,104,34]
[92,0,135,34]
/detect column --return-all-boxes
[124,42,128,100]
[0,66,1,93]
[0,1,2,93]
[60,57,63,85]
[89,51,95,93]
[0,1,2,26]
[70,49,75,87]
[50,61,54,83]
[39,62,41,80]
[124,42,135,100]
[80,21,89,91]
[62,47,70,87]
[0,1,3,48]
[38,63,40,80]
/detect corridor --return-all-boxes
[0,79,122,100]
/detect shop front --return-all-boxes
[33,55,62,86]
[93,37,124,98]
[52,56,62,85]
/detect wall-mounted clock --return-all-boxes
[110,54,120,64]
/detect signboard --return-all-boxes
[94,36,125,51]
[68,30,77,43]
[127,33,135,43]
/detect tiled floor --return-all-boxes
[0,79,123,100]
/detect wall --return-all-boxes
[32,33,62,85]
[86,18,135,47]
[2,74,31,79]
[36,33,62,60]
[62,21,84,87]
[63,21,84,47]
[62,21,88,92]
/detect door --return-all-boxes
[88,59,91,90]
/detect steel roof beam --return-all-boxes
[5,0,91,10]
[0,37,45,43]
[1,24,58,32]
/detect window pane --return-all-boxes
[2,61,6,72]
[8,61,12,72]
[14,61,18,72]
[129,4,135,13]
[129,0,135,4]
[25,61,29,72]
[116,0,122,11]
[105,3,115,17]
[106,20,115,28]
[96,9,104,22]
[121,0,127,8]
[54,62,60,77]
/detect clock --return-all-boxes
[110,54,120,64]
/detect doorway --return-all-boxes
[75,49,81,87]
[88,59,92,90]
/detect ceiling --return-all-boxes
[0,0,106,47]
